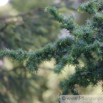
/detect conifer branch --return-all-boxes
[1,0,103,95]
[45,6,75,32]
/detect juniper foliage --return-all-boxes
[0,0,103,95]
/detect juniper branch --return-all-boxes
[1,0,103,95]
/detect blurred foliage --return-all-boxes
[0,0,61,103]
[0,8,60,50]
[9,0,53,12]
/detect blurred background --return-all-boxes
[0,0,103,103]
